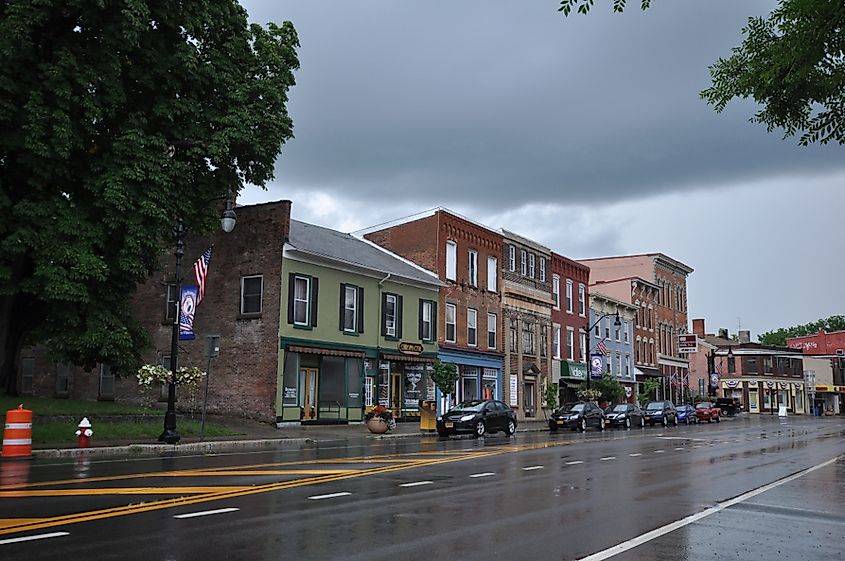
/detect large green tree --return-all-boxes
[0,1,299,393]
[759,315,845,346]
[559,0,845,145]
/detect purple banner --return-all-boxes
[179,285,198,341]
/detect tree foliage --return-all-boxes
[430,361,459,397]
[0,1,299,392]
[638,378,660,406]
[759,315,845,347]
[591,373,625,404]
[559,0,845,146]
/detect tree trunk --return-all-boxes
[0,293,37,396]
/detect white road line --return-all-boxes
[0,532,70,546]
[629,453,642,457]
[693,445,702,448]
[399,481,433,487]
[577,456,841,561]
[600,457,616,461]
[308,492,352,500]
[674,447,684,451]
[174,507,240,519]
[565,460,584,465]
[469,472,495,478]
[522,466,544,471]
[653,450,665,453]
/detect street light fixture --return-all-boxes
[585,310,622,390]
[159,163,237,444]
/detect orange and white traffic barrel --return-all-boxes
[2,405,33,459]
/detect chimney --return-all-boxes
[738,330,751,344]
[692,319,705,338]
[718,328,729,340]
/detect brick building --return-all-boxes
[580,253,693,403]
[19,200,292,422]
[362,209,504,412]
[786,330,845,412]
[550,252,590,405]
[500,230,553,420]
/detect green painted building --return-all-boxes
[277,220,442,424]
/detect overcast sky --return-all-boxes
[237,0,844,340]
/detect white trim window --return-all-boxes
[467,308,477,347]
[241,275,263,314]
[520,250,527,276]
[528,253,535,278]
[553,325,561,359]
[565,279,573,313]
[487,256,498,292]
[445,303,457,343]
[384,293,397,337]
[343,284,358,332]
[566,327,575,360]
[624,321,630,343]
[578,284,586,316]
[420,300,434,342]
[539,258,546,282]
[508,245,516,272]
[445,240,457,281]
[487,312,497,349]
[293,275,311,326]
[552,275,560,310]
[580,330,587,362]
[468,249,478,287]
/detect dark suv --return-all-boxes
[643,400,678,427]
[715,397,742,417]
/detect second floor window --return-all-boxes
[579,284,586,316]
[567,328,574,360]
[580,330,587,362]
[288,274,317,327]
[553,325,561,359]
[341,283,363,333]
[467,308,477,346]
[382,293,402,338]
[488,312,497,349]
[523,321,535,355]
[445,303,456,343]
[419,299,435,342]
[241,275,263,314]
[445,241,457,281]
[553,276,560,309]
[565,279,573,313]
[509,318,518,352]
[468,250,478,287]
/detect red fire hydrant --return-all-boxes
[75,417,93,448]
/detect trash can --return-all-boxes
[419,400,437,432]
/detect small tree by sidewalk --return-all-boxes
[430,361,458,412]
[638,378,660,406]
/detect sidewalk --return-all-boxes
[29,417,554,459]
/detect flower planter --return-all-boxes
[366,418,390,434]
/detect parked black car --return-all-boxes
[715,397,742,417]
[643,400,678,427]
[437,399,517,438]
[549,402,606,432]
[604,403,645,429]
[548,402,581,431]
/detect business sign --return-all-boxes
[677,334,698,353]
[398,342,424,355]
[590,353,604,380]
[509,374,518,407]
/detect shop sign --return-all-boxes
[399,342,424,356]
[815,385,832,392]
[284,387,297,400]
[677,334,698,353]
[509,374,518,407]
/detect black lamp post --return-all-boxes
[585,310,622,390]
[707,348,717,397]
[159,192,237,444]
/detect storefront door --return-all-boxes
[390,372,403,413]
[299,367,319,420]
[524,381,536,417]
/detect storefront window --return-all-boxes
[482,368,497,400]
[462,366,480,401]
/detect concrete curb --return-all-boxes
[30,424,553,459]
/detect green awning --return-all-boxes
[561,360,588,380]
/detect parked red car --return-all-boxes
[694,401,721,423]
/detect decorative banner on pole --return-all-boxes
[179,285,198,341]
[590,353,604,380]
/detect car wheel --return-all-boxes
[716,416,720,423]
[662,416,668,428]
[640,417,645,428]
[599,418,606,431]
[549,424,558,432]
[673,415,679,427]
[505,420,516,436]
[685,417,690,425]
[708,418,712,423]
[474,420,486,438]
[437,430,449,438]
[580,418,587,432]
[625,417,631,429]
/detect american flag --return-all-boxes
[192,246,213,305]
[596,339,608,355]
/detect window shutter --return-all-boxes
[395,295,403,339]
[381,293,388,337]
[418,299,424,340]
[357,287,365,333]
[287,273,296,324]
[339,283,346,331]
[310,277,319,327]
[431,301,438,340]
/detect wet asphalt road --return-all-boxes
[2,415,844,561]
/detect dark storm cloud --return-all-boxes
[242,0,843,210]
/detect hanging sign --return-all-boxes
[179,285,198,341]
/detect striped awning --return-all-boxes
[287,345,365,358]
[381,353,435,364]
